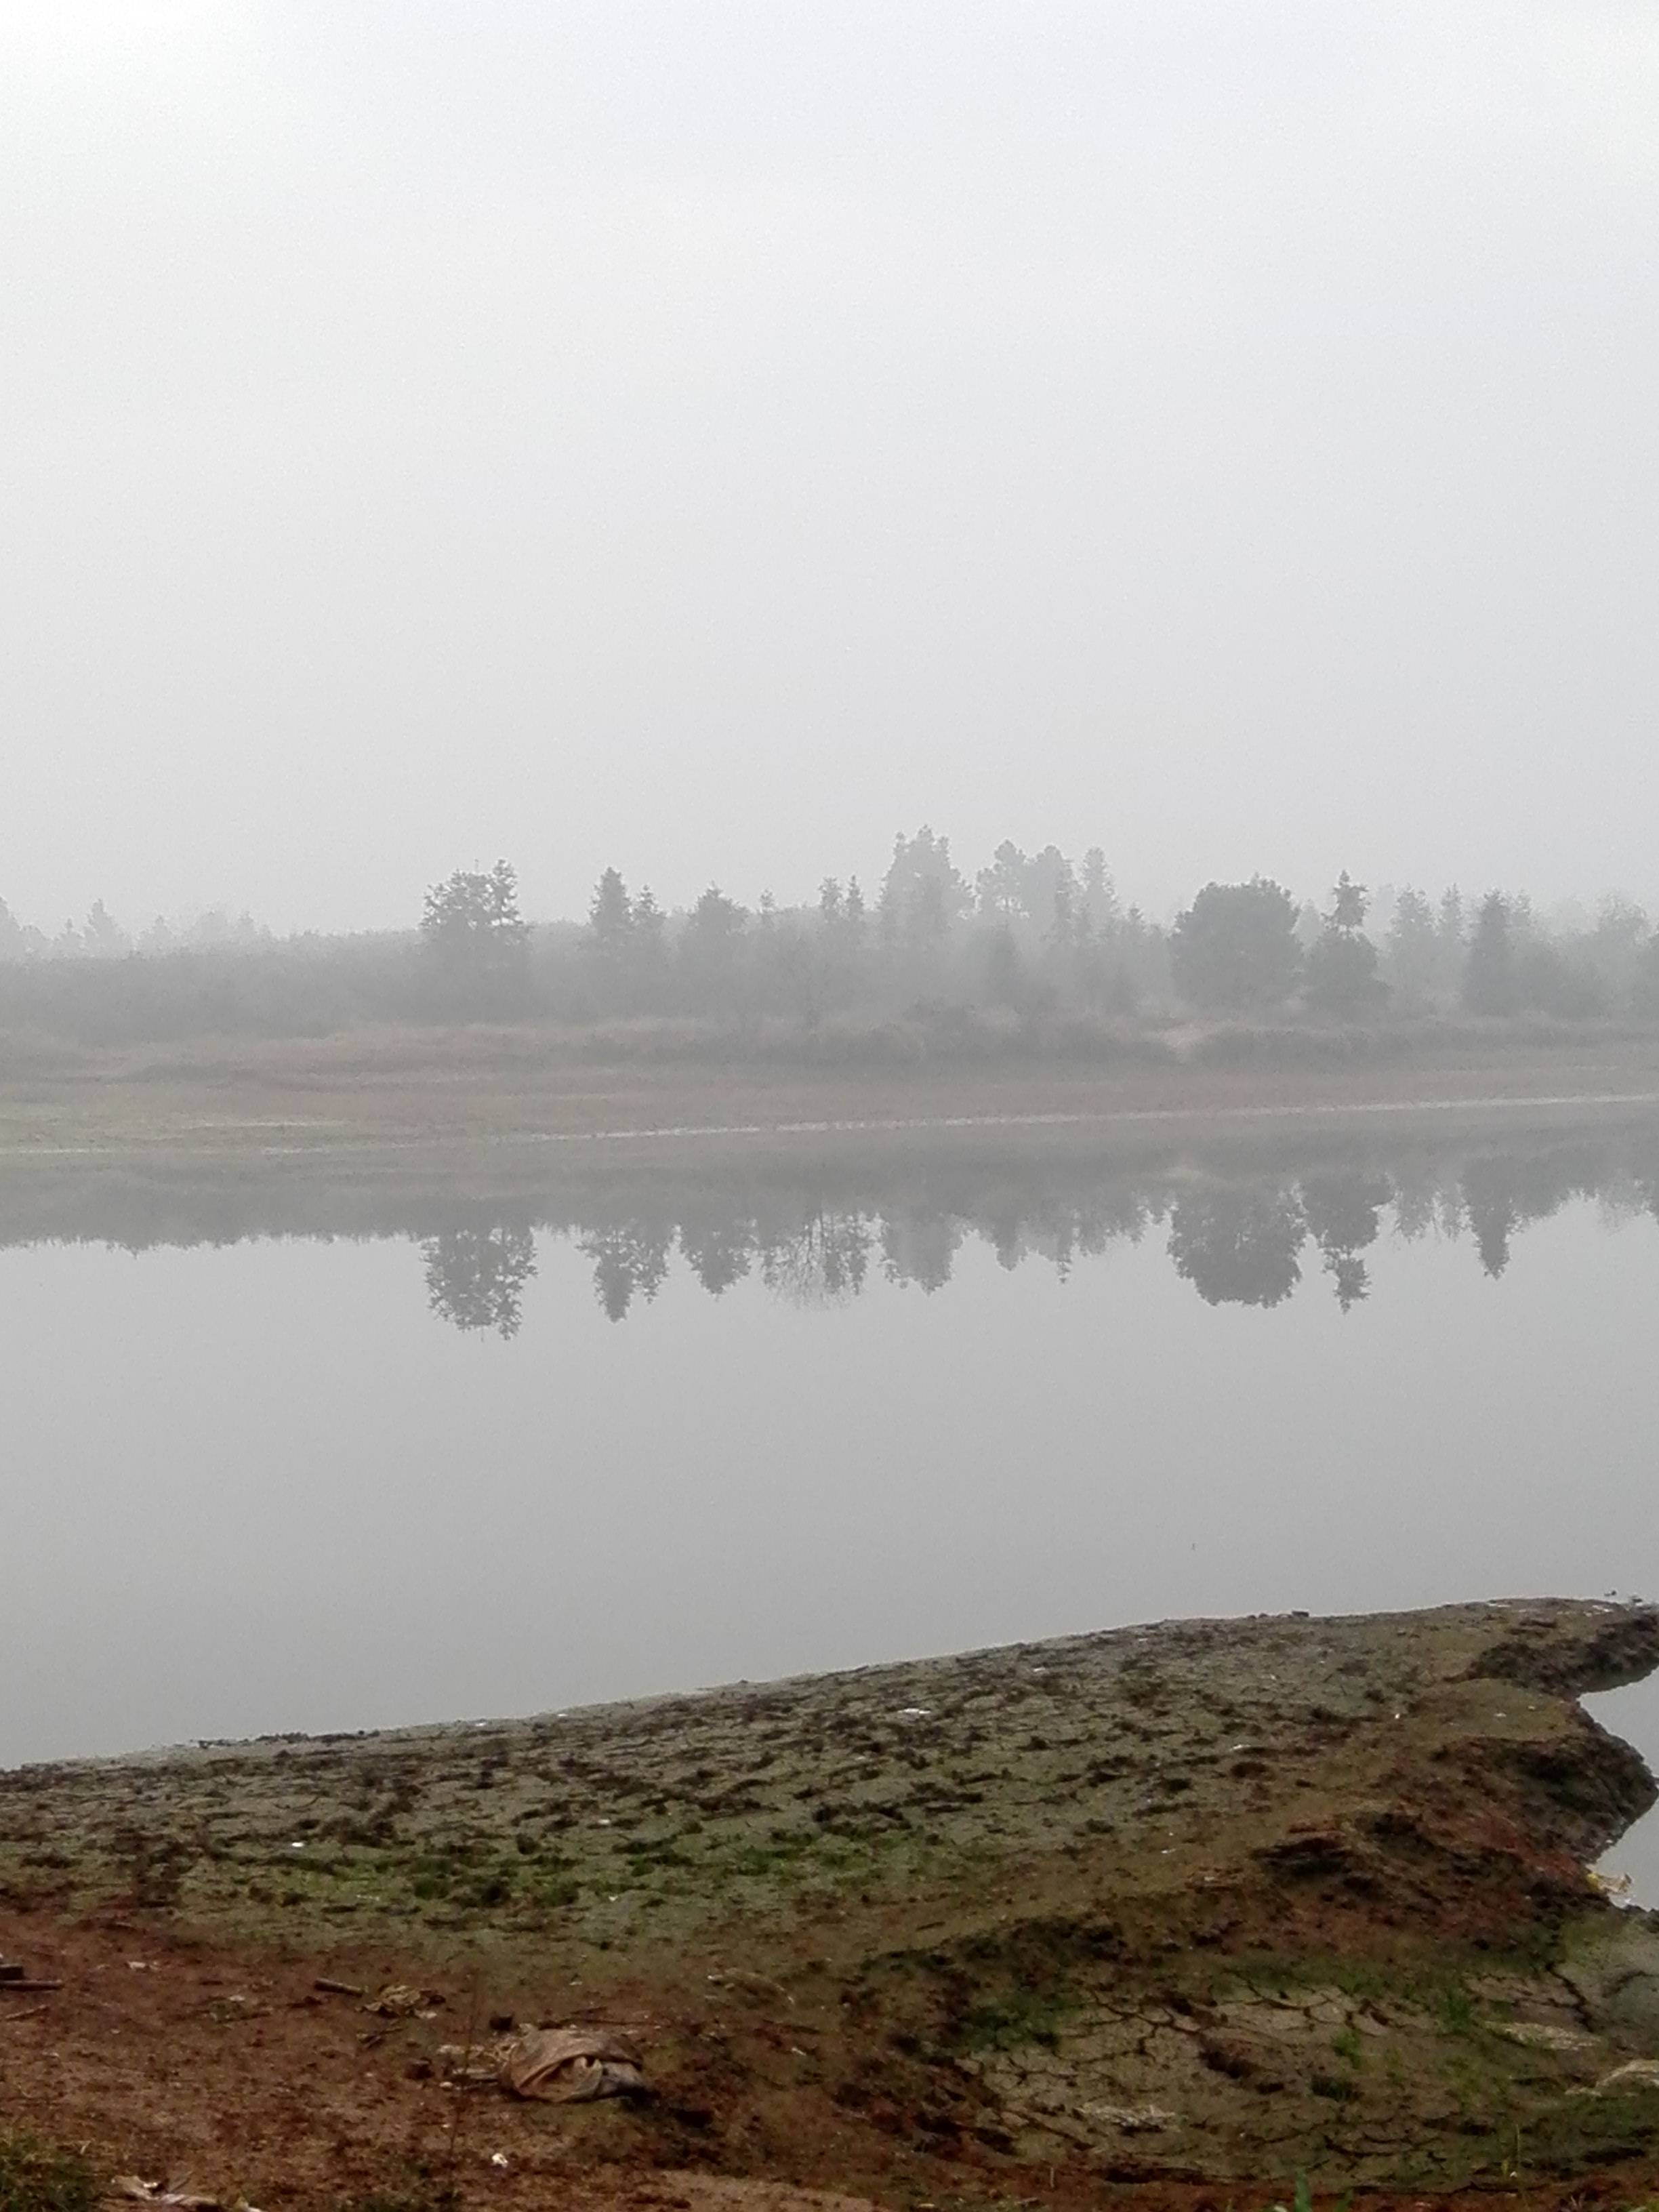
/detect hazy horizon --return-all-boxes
[5,3,1657,933]
[0,845,1654,949]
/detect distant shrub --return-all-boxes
[1170,878,1303,1011]
[1190,1023,1411,1068]
[1515,940,1605,1020]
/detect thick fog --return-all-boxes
[3,2,1656,931]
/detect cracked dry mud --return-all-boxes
[3,1598,1658,2212]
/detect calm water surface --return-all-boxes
[2,1144,1656,1893]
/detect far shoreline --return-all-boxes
[3,1013,1658,1174]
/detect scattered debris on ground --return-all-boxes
[499,2025,647,2102]
[362,1984,445,2020]
[2,1599,1657,2210]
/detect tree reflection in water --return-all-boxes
[411,1129,1659,1332]
[1167,1185,1306,1307]
[678,1212,754,1297]
[421,1224,538,1338]
[1302,1172,1392,1311]
[762,1210,871,1307]
[577,1222,674,1321]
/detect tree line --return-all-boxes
[409,836,1659,1025]
[3,830,1658,1040]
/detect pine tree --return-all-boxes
[1463,892,1518,1015]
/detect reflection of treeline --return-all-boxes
[417,1131,1659,1333]
[5,834,1659,1043]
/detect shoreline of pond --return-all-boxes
[0,1043,1656,1256]
[2,1021,1658,1174]
[3,1599,1658,2208]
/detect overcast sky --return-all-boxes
[3,1,1656,934]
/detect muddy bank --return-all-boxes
[3,1024,1659,1194]
[1,1108,1656,1272]
[3,1600,1658,2210]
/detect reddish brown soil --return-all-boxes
[3,1601,1658,2212]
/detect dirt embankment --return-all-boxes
[3,1600,1658,2212]
[3,1021,1658,1177]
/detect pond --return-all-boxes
[2,1120,1656,1896]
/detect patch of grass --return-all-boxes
[1273,2182,1356,2212]
[621,1832,695,1870]
[1437,1982,1477,2036]
[724,1830,819,1882]
[0,2134,98,2212]
[401,1845,528,1911]
[340,2175,461,2212]
[459,1865,514,1908]
[954,1986,1073,2053]
[527,1870,581,1909]
[1488,2091,1659,2175]
[1328,1961,1389,2003]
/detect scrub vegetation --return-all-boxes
[0,2138,96,2212]
[3,834,1658,1047]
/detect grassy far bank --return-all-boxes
[3,1012,1659,1170]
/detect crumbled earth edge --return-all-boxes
[3,1598,1658,2212]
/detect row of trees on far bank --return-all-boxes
[1162,873,1639,1021]
[413,836,1659,1026]
[4,830,1659,1042]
